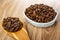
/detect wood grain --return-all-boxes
[0,0,29,40]
[26,15,60,40]
[0,0,60,40]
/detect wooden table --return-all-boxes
[0,0,60,40]
[0,0,29,40]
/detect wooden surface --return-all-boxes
[0,0,29,40]
[0,0,60,40]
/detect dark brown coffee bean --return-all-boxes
[2,17,23,32]
[25,4,57,23]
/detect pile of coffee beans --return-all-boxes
[25,4,57,23]
[2,17,23,32]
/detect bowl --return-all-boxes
[24,8,58,27]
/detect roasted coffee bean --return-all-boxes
[25,4,57,23]
[2,17,23,32]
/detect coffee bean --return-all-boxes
[25,4,57,23]
[2,17,23,32]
